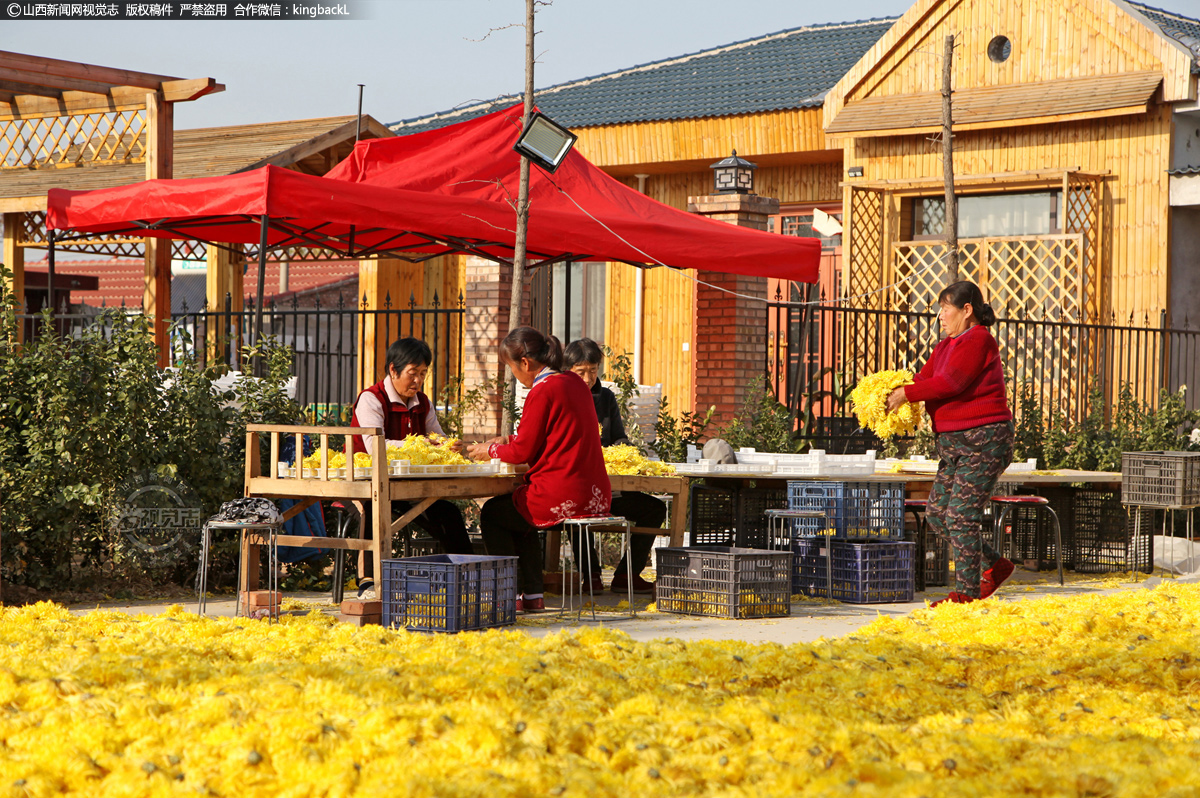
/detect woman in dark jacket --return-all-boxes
[564,338,666,595]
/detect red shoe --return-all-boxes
[980,558,1015,599]
[930,592,976,607]
[515,596,545,613]
[611,573,655,595]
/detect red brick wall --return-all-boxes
[461,257,532,438]
[687,194,778,429]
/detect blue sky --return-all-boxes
[4,0,1197,130]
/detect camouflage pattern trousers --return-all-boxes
[927,421,1015,598]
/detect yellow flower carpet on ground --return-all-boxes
[2,585,1199,796]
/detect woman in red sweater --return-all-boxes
[466,327,611,612]
[886,281,1015,605]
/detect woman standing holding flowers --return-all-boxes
[885,281,1014,605]
[467,327,611,612]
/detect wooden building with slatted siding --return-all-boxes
[825,0,1198,325]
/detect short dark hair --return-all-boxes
[500,326,564,371]
[564,338,603,368]
[938,280,997,326]
[385,337,432,376]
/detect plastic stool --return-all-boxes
[559,516,635,621]
[197,520,282,620]
[992,496,1063,586]
[763,509,826,550]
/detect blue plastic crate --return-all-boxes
[786,480,905,539]
[382,554,518,633]
[792,538,915,604]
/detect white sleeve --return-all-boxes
[355,391,386,453]
[425,403,445,437]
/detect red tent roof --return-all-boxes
[47,107,818,282]
[327,103,818,282]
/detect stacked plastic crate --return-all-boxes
[787,480,916,604]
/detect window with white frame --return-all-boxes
[551,261,606,343]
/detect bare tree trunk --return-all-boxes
[503,0,536,435]
[942,34,959,284]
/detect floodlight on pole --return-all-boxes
[513,112,578,173]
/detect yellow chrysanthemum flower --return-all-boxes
[603,444,676,476]
[849,369,922,439]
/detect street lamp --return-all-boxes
[513,111,578,173]
[710,150,757,194]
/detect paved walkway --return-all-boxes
[64,567,1182,645]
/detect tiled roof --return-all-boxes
[22,258,361,312]
[390,18,896,133]
[1169,164,1200,175]
[1129,2,1200,73]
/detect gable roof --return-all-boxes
[822,0,1199,134]
[390,18,896,134]
[1129,2,1200,73]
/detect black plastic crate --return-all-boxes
[689,485,738,546]
[997,487,1071,571]
[786,480,906,539]
[792,539,916,604]
[382,554,517,633]
[736,487,788,549]
[912,520,951,589]
[1121,452,1200,508]
[655,546,791,619]
[1070,490,1154,574]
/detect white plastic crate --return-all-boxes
[734,448,876,477]
[1004,458,1039,473]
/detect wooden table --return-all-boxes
[240,424,690,591]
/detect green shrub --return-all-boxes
[0,263,298,589]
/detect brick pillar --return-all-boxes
[462,256,531,438]
[686,193,779,427]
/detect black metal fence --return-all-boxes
[767,287,1200,452]
[18,292,466,421]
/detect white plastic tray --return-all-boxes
[388,459,513,478]
[279,465,349,479]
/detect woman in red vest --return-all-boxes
[467,327,611,612]
[350,337,472,600]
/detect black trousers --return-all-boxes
[479,493,546,596]
[358,499,473,580]
[569,491,667,578]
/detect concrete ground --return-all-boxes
[65,566,1183,644]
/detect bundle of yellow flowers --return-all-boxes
[850,369,922,439]
[299,450,371,470]
[385,433,472,466]
[4,585,1200,795]
[603,444,676,476]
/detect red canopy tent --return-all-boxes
[47,105,819,351]
[48,105,818,282]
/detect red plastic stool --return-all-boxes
[991,496,1063,585]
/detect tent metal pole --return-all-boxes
[47,230,56,315]
[252,214,269,375]
[355,84,364,143]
